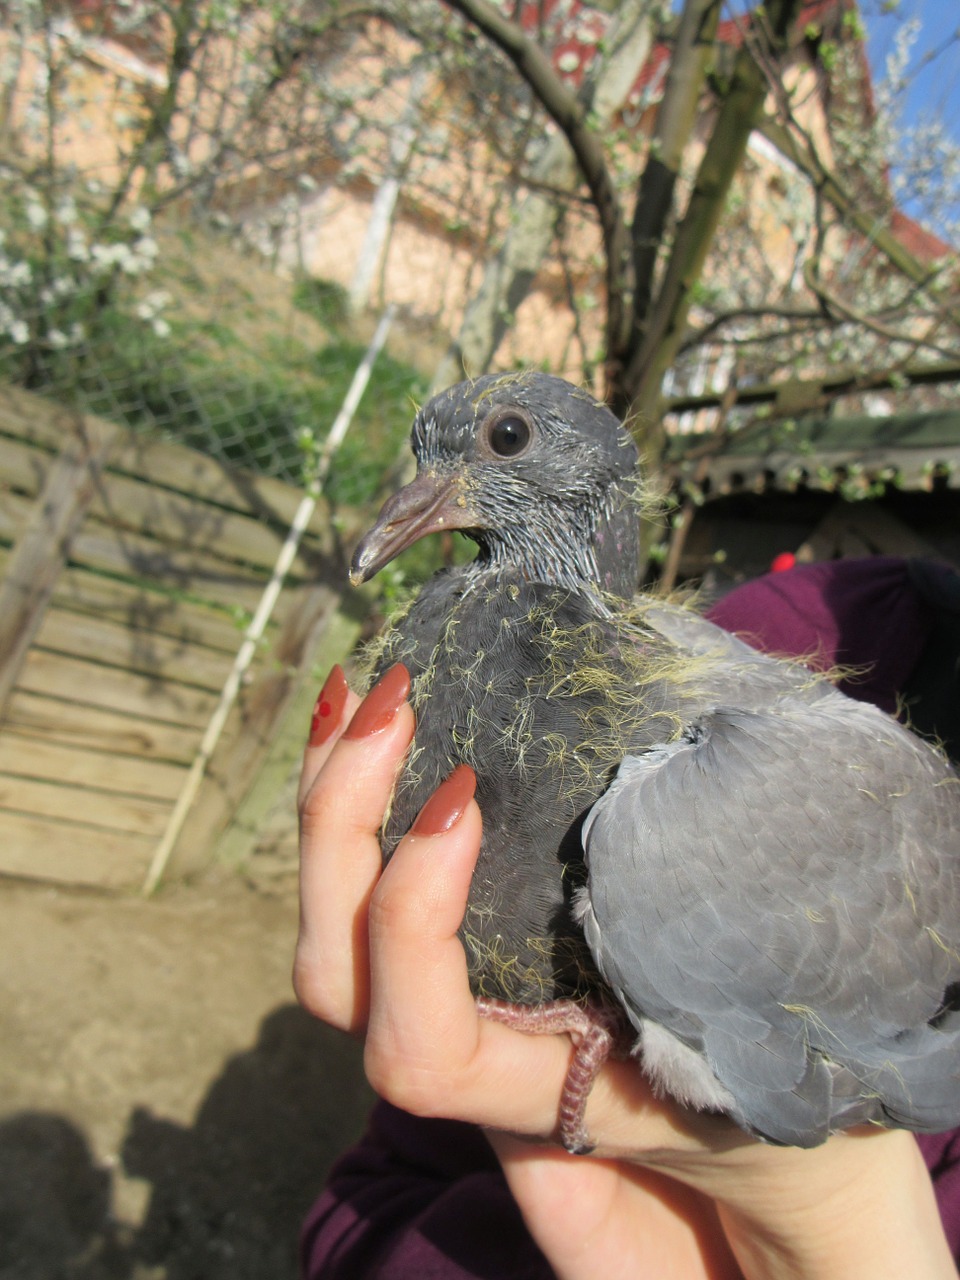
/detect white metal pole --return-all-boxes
[142,305,396,895]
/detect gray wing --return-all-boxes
[637,599,836,710]
[580,690,960,1146]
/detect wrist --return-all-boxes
[714,1130,954,1280]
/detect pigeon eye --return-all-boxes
[485,413,532,458]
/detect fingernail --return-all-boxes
[343,663,410,739]
[412,765,477,836]
[309,665,350,747]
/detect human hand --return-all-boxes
[295,663,954,1280]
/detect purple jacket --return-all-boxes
[303,556,960,1277]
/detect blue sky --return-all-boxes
[861,0,960,237]
[863,0,960,129]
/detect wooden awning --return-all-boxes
[668,410,960,498]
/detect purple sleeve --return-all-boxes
[300,1102,552,1280]
[918,1131,960,1262]
[301,556,960,1278]
[704,555,932,713]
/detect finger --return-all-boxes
[362,771,578,1137]
[358,763,736,1152]
[294,663,415,1034]
[361,779,698,1147]
[489,1134,738,1280]
[297,665,362,809]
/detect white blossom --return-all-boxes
[25,200,47,229]
[136,288,171,321]
[52,275,78,299]
[54,197,78,226]
[0,259,32,288]
[128,205,152,232]
[66,227,89,261]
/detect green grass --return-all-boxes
[2,261,427,506]
[0,221,449,603]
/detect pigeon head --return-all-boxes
[350,372,641,597]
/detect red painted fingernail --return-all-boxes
[343,663,410,739]
[412,765,477,836]
[309,665,350,747]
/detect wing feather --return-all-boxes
[581,692,960,1145]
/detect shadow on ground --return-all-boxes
[0,1006,372,1280]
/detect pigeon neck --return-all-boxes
[475,483,640,600]
[592,490,641,598]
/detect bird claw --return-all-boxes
[476,995,620,1153]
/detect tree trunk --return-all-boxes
[433,0,656,394]
[615,0,806,442]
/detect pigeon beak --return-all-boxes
[350,471,476,585]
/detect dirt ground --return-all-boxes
[0,869,375,1280]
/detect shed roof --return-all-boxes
[668,410,960,498]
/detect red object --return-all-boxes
[309,664,350,747]
[770,552,797,573]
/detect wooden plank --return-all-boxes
[0,732,187,800]
[215,592,370,869]
[0,434,51,495]
[33,606,244,693]
[0,382,341,539]
[17,650,218,727]
[0,442,338,584]
[69,517,277,615]
[4,690,208,763]
[0,455,340,581]
[0,383,373,888]
[51,564,252,653]
[0,488,271,616]
[0,546,257,655]
[0,411,118,716]
[82,468,332,576]
[0,488,32,542]
[167,579,366,877]
[0,810,151,887]
[0,450,348,622]
[0,774,171,836]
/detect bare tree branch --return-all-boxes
[441,0,632,376]
[620,0,805,427]
[631,0,721,332]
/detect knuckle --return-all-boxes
[297,785,340,837]
[367,878,422,942]
[363,1043,452,1118]
[292,945,339,1025]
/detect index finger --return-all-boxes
[361,775,579,1139]
[294,663,415,1034]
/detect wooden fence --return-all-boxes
[0,383,368,890]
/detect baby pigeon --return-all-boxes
[350,370,960,1151]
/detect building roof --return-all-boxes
[888,210,953,265]
[668,410,960,497]
[520,0,952,263]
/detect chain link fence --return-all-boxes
[0,207,429,507]
[0,11,447,512]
